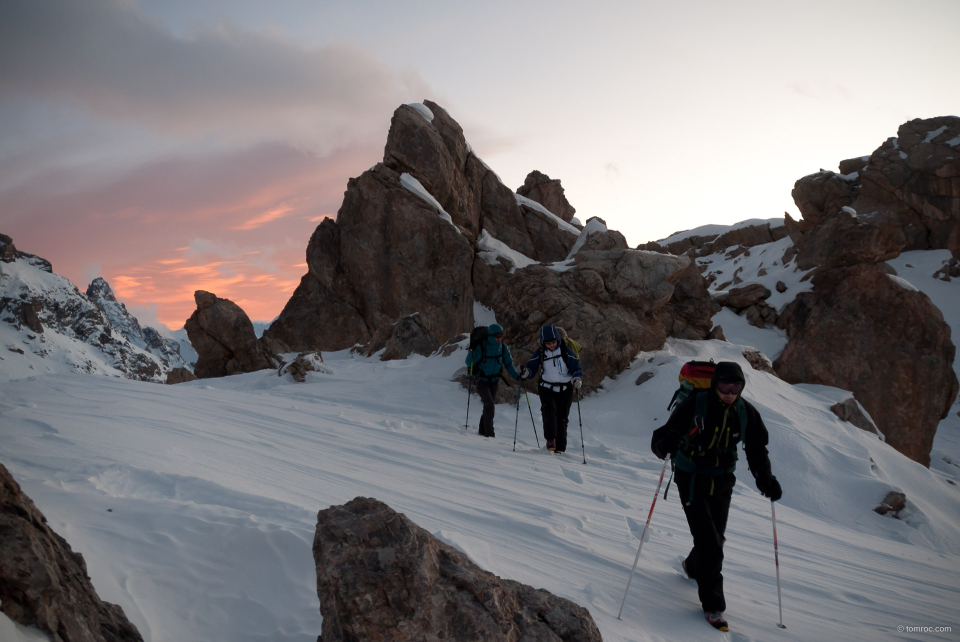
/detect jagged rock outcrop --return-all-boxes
[473,244,691,392]
[185,291,277,378]
[0,236,170,382]
[773,117,960,466]
[641,221,789,257]
[776,265,958,466]
[261,102,716,389]
[0,462,143,642]
[313,497,603,642]
[787,116,960,268]
[517,170,577,223]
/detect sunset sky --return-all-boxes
[2,0,959,329]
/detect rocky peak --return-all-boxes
[86,276,118,303]
[517,170,578,223]
[260,101,717,389]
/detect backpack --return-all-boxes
[468,326,503,377]
[468,326,488,353]
[554,326,583,359]
[667,360,715,412]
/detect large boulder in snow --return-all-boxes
[313,497,603,642]
[775,264,958,466]
[473,243,692,392]
[517,170,577,223]
[0,462,144,642]
[185,290,277,378]
[787,116,960,268]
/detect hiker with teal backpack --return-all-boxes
[521,325,583,453]
[650,361,782,632]
[465,324,522,438]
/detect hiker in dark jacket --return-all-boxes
[650,361,782,631]
[521,325,583,453]
[465,324,522,438]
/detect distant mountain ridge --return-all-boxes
[0,234,192,382]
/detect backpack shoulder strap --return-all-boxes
[695,390,709,422]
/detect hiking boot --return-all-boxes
[547,440,556,451]
[704,611,728,631]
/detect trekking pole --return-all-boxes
[464,366,473,430]
[771,501,786,629]
[576,391,586,464]
[523,390,541,448]
[513,381,523,451]
[617,459,669,620]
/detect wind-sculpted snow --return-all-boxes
[0,337,958,641]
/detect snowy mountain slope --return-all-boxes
[658,217,785,247]
[86,277,190,370]
[0,252,193,383]
[1,337,958,642]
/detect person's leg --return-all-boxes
[477,380,496,436]
[678,476,729,613]
[540,387,558,446]
[555,386,574,452]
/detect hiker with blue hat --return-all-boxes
[520,325,583,453]
[465,324,522,438]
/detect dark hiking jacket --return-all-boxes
[651,362,773,498]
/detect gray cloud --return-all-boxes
[0,0,430,143]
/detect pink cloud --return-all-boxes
[3,140,380,329]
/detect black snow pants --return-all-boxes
[675,470,735,613]
[539,383,574,452]
[476,379,499,437]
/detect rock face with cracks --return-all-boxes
[313,496,603,642]
[0,462,143,642]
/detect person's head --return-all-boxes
[710,361,746,405]
[488,323,504,342]
[539,324,560,349]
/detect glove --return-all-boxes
[651,439,671,460]
[519,366,530,379]
[756,474,782,502]
[571,377,582,390]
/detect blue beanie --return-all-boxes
[488,323,504,335]
[539,325,559,343]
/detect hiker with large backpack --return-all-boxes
[650,361,782,632]
[465,323,522,438]
[520,325,583,453]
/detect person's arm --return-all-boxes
[742,401,781,500]
[522,353,541,380]
[564,351,583,379]
[651,396,696,459]
[502,345,521,380]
